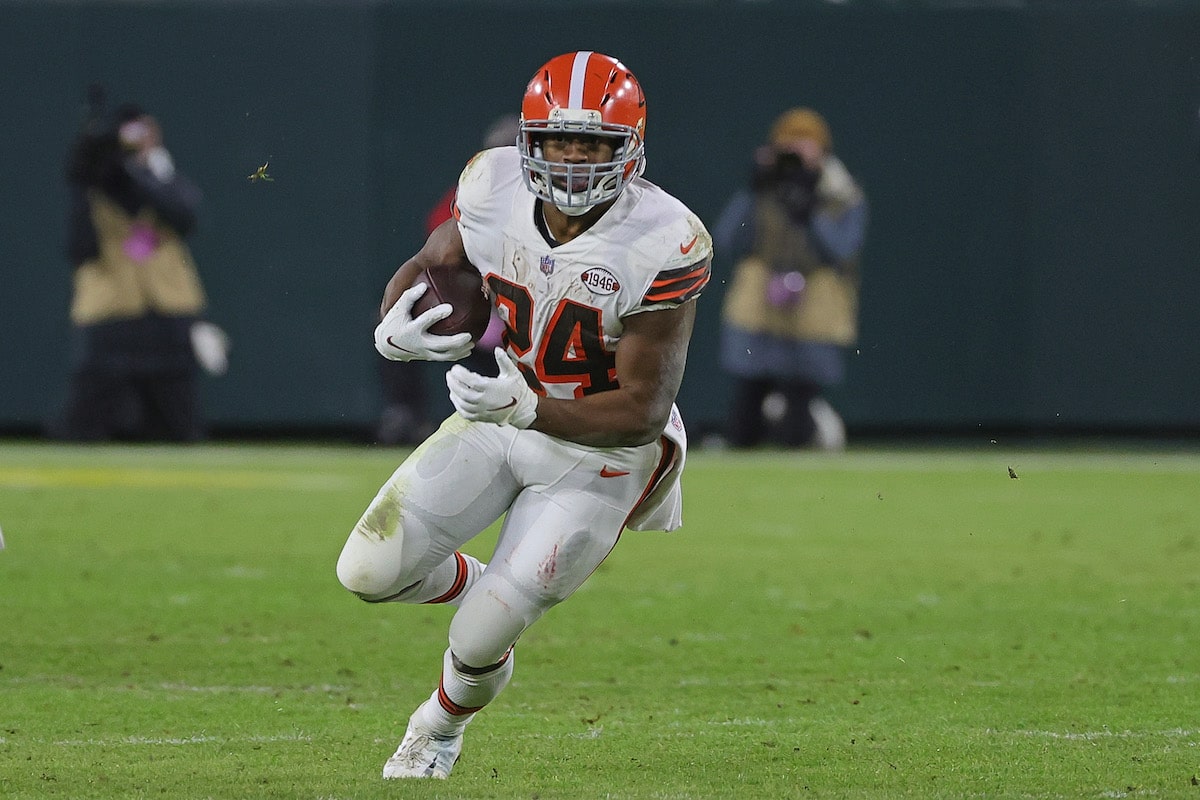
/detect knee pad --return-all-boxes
[447,573,550,666]
[335,545,391,598]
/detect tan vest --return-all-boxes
[70,191,206,325]
[721,196,859,345]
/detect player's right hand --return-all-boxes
[446,348,538,429]
[374,282,473,362]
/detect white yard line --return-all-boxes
[689,450,1200,474]
[51,733,314,747]
[1005,727,1198,741]
[0,466,354,491]
[2,677,351,694]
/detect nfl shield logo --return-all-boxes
[539,255,555,277]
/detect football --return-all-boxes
[410,259,492,342]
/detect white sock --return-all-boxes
[388,551,484,606]
[415,646,514,737]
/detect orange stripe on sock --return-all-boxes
[424,551,468,605]
[437,678,485,716]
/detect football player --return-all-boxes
[336,51,712,779]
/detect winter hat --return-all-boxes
[769,108,832,152]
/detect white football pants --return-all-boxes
[336,413,669,667]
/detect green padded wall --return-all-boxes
[1,2,1197,435]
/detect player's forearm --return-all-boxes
[530,388,672,448]
[381,260,424,317]
[383,219,468,316]
[531,304,692,446]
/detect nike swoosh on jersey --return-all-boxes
[679,235,699,255]
[599,466,630,478]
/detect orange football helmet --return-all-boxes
[519,51,647,214]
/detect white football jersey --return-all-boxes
[454,146,712,402]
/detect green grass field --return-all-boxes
[0,440,1197,799]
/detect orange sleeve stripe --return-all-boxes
[643,278,705,303]
[649,263,709,290]
[643,260,711,305]
[643,272,710,303]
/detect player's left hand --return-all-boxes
[446,348,538,428]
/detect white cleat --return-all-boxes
[381,720,463,779]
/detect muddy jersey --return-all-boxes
[454,146,712,402]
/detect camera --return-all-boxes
[753,147,820,222]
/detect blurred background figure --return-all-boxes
[714,107,867,451]
[50,85,226,442]
[374,113,518,445]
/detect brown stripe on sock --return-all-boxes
[424,551,469,605]
[437,678,485,716]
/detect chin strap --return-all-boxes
[555,202,593,217]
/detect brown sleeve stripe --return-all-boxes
[642,260,711,305]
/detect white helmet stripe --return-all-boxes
[567,51,593,109]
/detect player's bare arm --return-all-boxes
[380,219,468,317]
[530,295,699,448]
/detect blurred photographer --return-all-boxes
[51,87,226,442]
[714,108,867,450]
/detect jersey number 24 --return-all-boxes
[487,275,619,398]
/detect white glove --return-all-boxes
[446,347,538,428]
[190,321,230,376]
[815,155,864,208]
[145,146,176,181]
[374,282,474,362]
